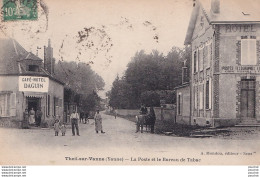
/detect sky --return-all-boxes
[0,0,193,97]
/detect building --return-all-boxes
[176,0,260,127]
[0,37,64,128]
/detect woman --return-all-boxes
[29,108,35,124]
[94,110,105,133]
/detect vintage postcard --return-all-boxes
[0,0,260,166]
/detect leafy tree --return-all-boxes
[108,46,191,109]
[55,61,104,111]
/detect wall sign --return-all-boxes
[225,25,257,33]
[221,66,260,73]
[19,76,49,92]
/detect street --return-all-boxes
[0,113,259,165]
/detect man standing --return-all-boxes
[70,110,80,136]
[36,108,43,127]
[140,104,148,115]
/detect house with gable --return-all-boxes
[0,36,64,128]
[176,0,260,127]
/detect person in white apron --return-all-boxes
[29,108,35,124]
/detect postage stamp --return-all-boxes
[2,0,37,21]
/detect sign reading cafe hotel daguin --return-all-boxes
[19,76,49,93]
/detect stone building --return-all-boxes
[176,0,260,127]
[0,37,64,128]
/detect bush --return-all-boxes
[155,119,200,136]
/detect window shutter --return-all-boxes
[241,39,256,65]
[209,78,212,109]
[10,93,16,116]
[248,39,256,65]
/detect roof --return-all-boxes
[0,38,24,74]
[174,83,190,90]
[0,37,64,85]
[184,0,260,45]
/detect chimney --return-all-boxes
[211,0,220,14]
[44,39,54,75]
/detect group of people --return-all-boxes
[22,107,43,129]
[23,104,155,136]
[136,104,156,133]
[53,110,105,136]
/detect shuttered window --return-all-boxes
[178,94,182,115]
[194,51,197,73]
[241,39,257,65]
[199,48,203,71]
[0,93,16,117]
[10,93,16,116]
[205,79,211,109]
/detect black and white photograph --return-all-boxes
[0,0,260,167]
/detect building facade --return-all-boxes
[0,38,64,128]
[176,0,260,127]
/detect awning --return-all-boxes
[23,92,45,98]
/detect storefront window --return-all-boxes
[241,38,256,65]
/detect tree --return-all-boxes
[55,61,105,111]
[108,46,191,109]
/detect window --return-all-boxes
[241,38,257,65]
[0,93,16,117]
[206,43,212,68]
[193,51,198,73]
[47,94,50,116]
[28,65,39,72]
[199,91,203,109]
[199,85,203,110]
[53,97,59,116]
[194,87,198,110]
[205,79,212,109]
[199,48,203,71]
[53,97,56,116]
[178,94,181,115]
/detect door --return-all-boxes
[27,97,41,112]
[240,79,255,118]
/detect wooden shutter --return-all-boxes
[10,93,16,116]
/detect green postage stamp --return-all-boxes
[2,0,38,21]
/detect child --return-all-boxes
[54,119,60,136]
[60,123,66,136]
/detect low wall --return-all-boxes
[116,109,140,116]
[154,107,176,122]
[0,117,22,128]
[114,108,176,123]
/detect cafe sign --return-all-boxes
[19,76,49,92]
[221,66,260,74]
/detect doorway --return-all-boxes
[27,97,41,112]
[240,79,255,118]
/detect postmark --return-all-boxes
[2,0,37,21]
